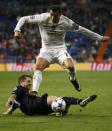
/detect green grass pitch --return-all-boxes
[0,71,112,131]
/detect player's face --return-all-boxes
[50,10,61,23]
[22,77,32,89]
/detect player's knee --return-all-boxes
[35,62,49,71]
[35,66,44,71]
[66,65,74,71]
[35,64,46,71]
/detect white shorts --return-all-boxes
[38,47,72,65]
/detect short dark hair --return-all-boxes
[49,5,62,14]
[18,75,32,84]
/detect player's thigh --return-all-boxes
[47,96,59,106]
[63,58,75,69]
[58,50,74,68]
[39,48,53,63]
[35,57,50,70]
[35,49,52,70]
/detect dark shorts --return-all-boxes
[37,93,53,115]
[25,93,53,115]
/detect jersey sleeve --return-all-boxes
[11,86,22,97]
[14,13,44,32]
[76,25,103,41]
[67,19,103,41]
[66,19,79,31]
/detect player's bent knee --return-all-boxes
[35,64,48,71]
[35,62,49,71]
[35,66,45,71]
[66,65,74,71]
[47,96,58,106]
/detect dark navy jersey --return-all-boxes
[11,86,53,115]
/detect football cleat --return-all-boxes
[69,77,81,92]
[80,95,97,107]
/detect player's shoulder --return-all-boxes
[40,12,50,18]
[12,86,18,92]
[61,15,73,23]
[11,86,18,94]
[61,15,69,20]
[11,85,25,95]
[12,85,22,92]
[39,12,50,21]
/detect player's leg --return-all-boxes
[58,50,81,92]
[79,95,97,107]
[32,57,50,94]
[47,96,68,116]
[47,96,59,106]
[62,96,82,109]
[62,94,97,107]
[63,58,81,91]
[32,48,53,94]
[46,94,97,116]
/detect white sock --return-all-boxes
[32,70,42,92]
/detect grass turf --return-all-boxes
[0,71,112,131]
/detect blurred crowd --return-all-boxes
[0,0,112,63]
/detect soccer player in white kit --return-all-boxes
[14,5,110,95]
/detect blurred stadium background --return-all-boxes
[0,0,112,68]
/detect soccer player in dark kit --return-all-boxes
[3,75,97,116]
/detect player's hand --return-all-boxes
[2,107,13,115]
[2,111,10,115]
[14,31,21,38]
[102,36,111,42]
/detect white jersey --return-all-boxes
[14,12,103,48]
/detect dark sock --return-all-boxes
[62,97,83,106]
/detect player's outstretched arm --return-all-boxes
[14,14,42,33]
[76,25,103,41]
[68,19,111,42]
[3,94,18,115]
[78,26,111,42]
